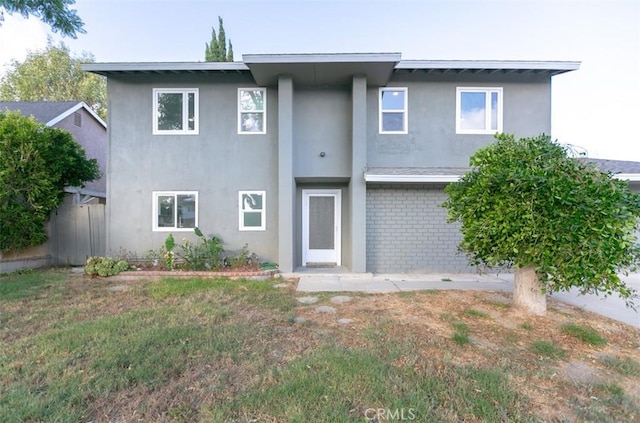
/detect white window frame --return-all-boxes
[379,87,408,134]
[152,88,199,135]
[152,191,198,232]
[238,190,266,231]
[456,87,503,135]
[238,88,267,135]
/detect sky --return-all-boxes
[0,0,638,160]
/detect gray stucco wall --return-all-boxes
[106,73,279,261]
[366,184,473,273]
[367,73,552,168]
[293,88,352,178]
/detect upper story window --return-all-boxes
[153,191,198,231]
[238,88,266,134]
[379,87,408,134]
[153,88,199,135]
[239,190,266,231]
[456,87,503,134]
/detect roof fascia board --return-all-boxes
[365,173,640,183]
[46,101,107,129]
[395,60,581,71]
[364,174,462,183]
[243,52,402,64]
[613,174,640,182]
[82,62,250,73]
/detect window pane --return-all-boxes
[242,193,263,210]
[241,112,264,132]
[177,194,196,228]
[240,90,264,111]
[381,90,405,110]
[157,195,175,228]
[187,92,195,131]
[460,91,486,130]
[490,91,498,131]
[382,112,405,132]
[243,212,262,227]
[157,93,183,131]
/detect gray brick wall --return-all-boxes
[366,184,473,273]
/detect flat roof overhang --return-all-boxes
[395,60,581,77]
[364,167,469,183]
[81,62,250,77]
[365,167,640,183]
[242,53,402,86]
[83,56,580,82]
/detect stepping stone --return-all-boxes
[293,317,306,324]
[297,296,319,304]
[273,283,289,288]
[337,318,353,324]
[330,295,352,304]
[315,306,336,314]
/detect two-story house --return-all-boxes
[84,53,579,273]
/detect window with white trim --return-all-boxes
[239,191,265,231]
[153,191,198,231]
[456,87,503,134]
[379,87,408,134]
[153,88,199,134]
[238,88,266,134]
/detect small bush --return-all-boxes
[85,257,130,277]
[561,323,607,346]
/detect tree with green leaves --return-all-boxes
[205,16,234,62]
[0,111,100,252]
[0,0,84,38]
[443,133,640,315]
[0,41,107,120]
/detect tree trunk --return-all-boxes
[513,265,547,316]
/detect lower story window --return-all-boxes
[239,191,265,231]
[153,191,198,231]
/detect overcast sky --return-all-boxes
[0,0,638,160]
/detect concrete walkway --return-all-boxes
[288,271,640,329]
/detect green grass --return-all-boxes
[599,355,640,377]
[464,308,489,318]
[0,269,64,301]
[571,383,640,423]
[520,323,534,331]
[561,323,607,346]
[530,341,566,359]
[451,321,471,346]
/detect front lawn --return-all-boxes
[1,269,639,422]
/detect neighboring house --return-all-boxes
[0,101,107,203]
[0,101,107,272]
[85,53,586,273]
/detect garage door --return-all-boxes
[366,184,473,273]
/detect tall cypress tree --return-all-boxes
[205,16,234,62]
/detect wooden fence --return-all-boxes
[50,204,106,266]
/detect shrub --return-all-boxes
[85,256,130,277]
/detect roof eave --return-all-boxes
[364,174,462,183]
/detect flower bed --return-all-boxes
[119,268,279,279]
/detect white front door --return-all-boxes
[302,189,341,266]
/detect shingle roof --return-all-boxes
[582,158,640,174]
[0,101,81,124]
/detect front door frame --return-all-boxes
[302,189,341,266]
